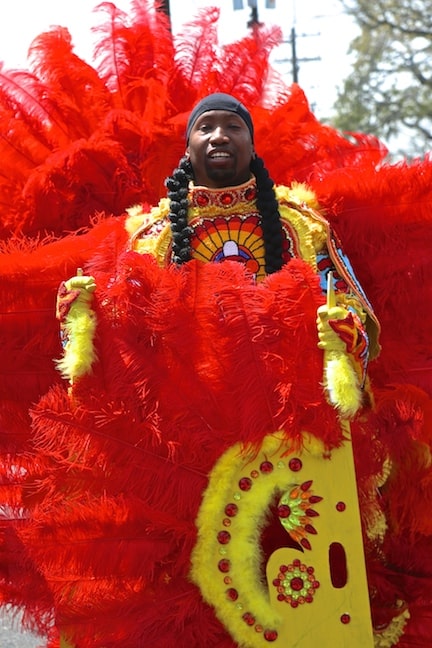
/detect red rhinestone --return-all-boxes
[218,559,231,573]
[306,566,315,574]
[264,629,278,642]
[260,460,274,474]
[288,458,303,472]
[305,595,313,603]
[336,501,346,512]
[305,524,317,535]
[341,614,351,624]
[277,504,291,518]
[245,187,257,201]
[221,193,233,205]
[224,503,239,517]
[309,495,323,504]
[277,593,285,601]
[305,508,319,517]
[280,564,289,572]
[239,477,252,491]
[300,479,313,491]
[226,588,238,601]
[300,538,312,550]
[196,193,209,206]
[290,600,299,608]
[217,530,231,544]
[243,612,255,626]
[293,559,301,567]
[313,580,320,589]
[290,577,304,591]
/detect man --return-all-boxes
[61,93,379,417]
[17,94,391,648]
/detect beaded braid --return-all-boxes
[166,154,284,273]
[250,156,284,274]
[165,156,194,264]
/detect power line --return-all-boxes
[245,2,320,84]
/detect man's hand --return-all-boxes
[56,269,96,321]
[317,304,350,353]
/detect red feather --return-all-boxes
[0,2,431,646]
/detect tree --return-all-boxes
[334,0,432,156]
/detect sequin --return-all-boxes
[260,461,274,474]
[226,588,239,601]
[217,530,231,545]
[239,477,252,491]
[218,559,231,573]
[224,503,239,517]
[288,457,303,472]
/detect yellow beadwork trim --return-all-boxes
[127,181,328,274]
[276,185,327,272]
[373,608,410,647]
[191,435,288,646]
[127,198,171,266]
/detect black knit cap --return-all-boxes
[186,93,254,143]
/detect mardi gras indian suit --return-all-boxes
[42,176,398,648]
[0,2,430,646]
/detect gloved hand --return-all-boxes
[56,269,96,322]
[317,304,351,353]
[318,304,368,384]
[317,299,369,418]
[65,272,96,294]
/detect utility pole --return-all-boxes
[246,0,261,28]
[290,26,299,83]
[288,26,320,84]
[243,1,320,84]
[158,0,171,29]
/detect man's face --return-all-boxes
[186,110,254,188]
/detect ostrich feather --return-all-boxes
[28,27,112,139]
[218,24,283,106]
[92,1,131,97]
[172,7,220,92]
[93,0,173,104]
[0,2,431,646]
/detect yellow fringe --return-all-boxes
[55,300,97,382]
[190,434,288,647]
[324,351,363,418]
[373,608,410,647]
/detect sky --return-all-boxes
[0,0,359,120]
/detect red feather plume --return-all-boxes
[0,2,431,646]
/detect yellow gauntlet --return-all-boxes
[317,305,349,353]
[55,269,97,383]
[317,274,369,419]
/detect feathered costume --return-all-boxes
[0,2,432,647]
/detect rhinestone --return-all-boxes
[288,458,303,472]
